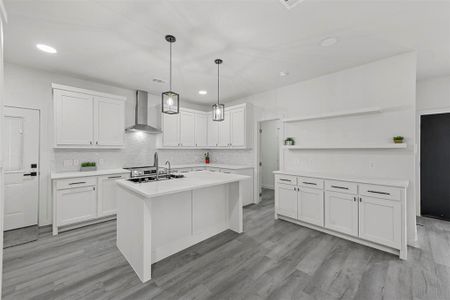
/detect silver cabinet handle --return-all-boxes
[90,141,93,145]
[353,197,356,202]
[280,179,292,182]
[331,185,349,190]
[359,197,362,202]
[302,182,317,185]
[69,181,86,185]
[367,190,390,195]
[108,176,122,179]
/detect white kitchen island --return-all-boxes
[116,171,250,283]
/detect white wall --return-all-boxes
[4,63,206,226]
[415,75,450,215]
[214,52,417,244]
[260,120,279,189]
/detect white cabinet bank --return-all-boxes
[51,169,129,235]
[274,171,408,259]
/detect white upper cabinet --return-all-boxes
[54,89,94,146]
[195,113,208,147]
[230,107,245,147]
[162,113,180,147]
[94,96,125,147]
[207,114,219,147]
[53,84,125,148]
[160,103,252,149]
[179,111,196,147]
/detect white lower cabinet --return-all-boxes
[298,187,324,227]
[53,171,129,235]
[359,195,401,248]
[276,184,297,219]
[98,173,129,217]
[324,191,358,237]
[275,173,407,259]
[56,185,97,226]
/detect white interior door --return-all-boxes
[3,107,39,230]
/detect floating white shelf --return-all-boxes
[282,107,382,123]
[283,143,407,150]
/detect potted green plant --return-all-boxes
[393,136,404,144]
[284,137,295,146]
[80,161,97,172]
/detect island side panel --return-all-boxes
[228,181,243,233]
[116,186,152,283]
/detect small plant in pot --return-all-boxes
[80,162,97,172]
[393,136,404,144]
[284,137,295,146]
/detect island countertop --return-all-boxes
[117,171,250,198]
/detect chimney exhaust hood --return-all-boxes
[126,90,162,133]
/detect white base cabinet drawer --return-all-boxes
[56,185,97,226]
[276,174,297,186]
[359,196,401,248]
[298,177,323,189]
[325,180,357,194]
[359,184,401,201]
[276,184,297,219]
[56,177,97,190]
[324,191,358,237]
[298,187,324,226]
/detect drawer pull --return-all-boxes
[69,181,86,185]
[331,185,349,190]
[367,190,390,196]
[280,179,292,182]
[108,176,122,179]
[302,181,317,185]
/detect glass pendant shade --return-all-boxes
[162,91,179,114]
[212,103,225,121]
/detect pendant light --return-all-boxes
[162,35,179,114]
[212,59,224,121]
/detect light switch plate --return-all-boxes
[63,160,73,167]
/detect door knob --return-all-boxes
[24,172,37,177]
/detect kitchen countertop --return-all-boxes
[273,170,409,188]
[168,163,254,170]
[117,171,250,198]
[51,168,129,180]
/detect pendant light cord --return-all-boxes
[169,42,172,91]
[217,62,220,105]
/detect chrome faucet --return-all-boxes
[165,160,171,177]
[154,152,159,180]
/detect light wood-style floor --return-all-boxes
[3,189,450,300]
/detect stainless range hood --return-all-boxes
[126,90,162,133]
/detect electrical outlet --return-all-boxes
[73,159,79,166]
[63,160,73,167]
[99,159,104,165]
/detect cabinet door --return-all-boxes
[98,173,128,217]
[324,191,358,236]
[179,111,196,147]
[94,97,124,147]
[359,196,401,248]
[218,111,231,147]
[230,108,245,147]
[224,168,254,206]
[56,186,97,226]
[162,113,180,147]
[276,184,297,219]
[298,187,324,226]
[195,113,208,147]
[54,90,94,146]
[207,115,219,147]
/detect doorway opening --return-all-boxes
[257,119,280,203]
[3,106,40,247]
[420,112,450,221]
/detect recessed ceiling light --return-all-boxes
[36,43,57,54]
[320,37,338,47]
[280,71,289,77]
[198,90,207,95]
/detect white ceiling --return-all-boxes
[3,0,450,104]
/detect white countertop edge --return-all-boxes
[168,163,254,170]
[273,170,409,188]
[51,168,130,180]
[117,173,250,198]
